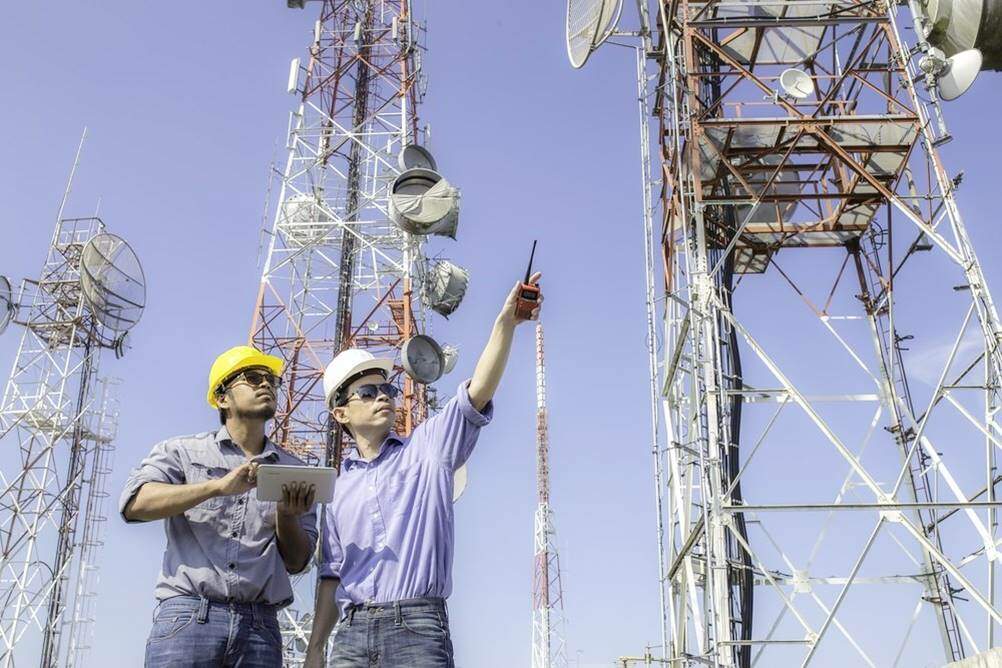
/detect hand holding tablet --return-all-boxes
[256,464,336,504]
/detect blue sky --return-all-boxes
[1,2,1002,667]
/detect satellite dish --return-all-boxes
[401,334,445,384]
[280,194,333,247]
[596,0,623,45]
[939,49,983,100]
[0,275,14,336]
[779,68,815,99]
[441,344,459,375]
[566,0,622,69]
[79,233,147,333]
[388,168,461,236]
[398,145,437,172]
[452,463,468,502]
[422,261,470,317]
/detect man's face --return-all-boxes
[333,372,396,436]
[219,366,278,422]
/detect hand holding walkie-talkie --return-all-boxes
[514,240,542,321]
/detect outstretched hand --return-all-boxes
[499,271,543,326]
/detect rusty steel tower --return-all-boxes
[532,323,568,668]
[569,0,1002,664]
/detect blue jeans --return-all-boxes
[330,597,454,667]
[144,596,283,667]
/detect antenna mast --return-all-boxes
[532,323,567,668]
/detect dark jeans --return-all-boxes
[144,595,283,667]
[330,597,454,667]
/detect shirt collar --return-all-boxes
[342,433,404,470]
[215,425,281,464]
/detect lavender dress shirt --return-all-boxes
[319,380,493,617]
[119,427,319,607]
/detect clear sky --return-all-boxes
[1,2,1001,667]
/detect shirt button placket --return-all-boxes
[227,491,245,597]
[368,467,381,599]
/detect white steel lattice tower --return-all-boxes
[532,324,567,668]
[249,1,445,662]
[572,0,1002,664]
[0,138,139,667]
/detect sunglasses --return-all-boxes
[338,383,400,407]
[226,370,283,391]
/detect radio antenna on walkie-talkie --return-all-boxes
[524,240,538,284]
[516,241,541,320]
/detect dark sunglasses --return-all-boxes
[226,370,283,391]
[338,383,399,406]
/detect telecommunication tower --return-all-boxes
[532,323,568,668]
[569,0,1002,664]
[251,1,468,661]
[0,134,146,668]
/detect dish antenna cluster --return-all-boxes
[1,233,146,347]
[915,0,1002,98]
[389,143,473,501]
[388,143,471,387]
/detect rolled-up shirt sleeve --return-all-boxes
[118,439,185,524]
[318,505,343,579]
[414,379,493,468]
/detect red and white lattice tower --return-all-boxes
[532,323,568,668]
[249,1,440,663]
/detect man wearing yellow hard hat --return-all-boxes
[119,345,319,667]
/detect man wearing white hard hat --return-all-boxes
[120,345,319,667]
[305,273,543,667]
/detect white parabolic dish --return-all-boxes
[939,48,983,100]
[0,275,13,336]
[780,68,815,98]
[79,233,147,333]
[566,0,622,68]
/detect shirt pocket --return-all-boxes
[184,461,227,514]
[383,467,422,515]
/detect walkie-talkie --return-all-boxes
[515,240,541,320]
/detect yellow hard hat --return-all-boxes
[206,345,284,408]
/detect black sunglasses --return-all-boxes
[338,382,399,406]
[226,370,283,391]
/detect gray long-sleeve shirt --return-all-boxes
[119,427,318,607]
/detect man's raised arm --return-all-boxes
[468,271,542,411]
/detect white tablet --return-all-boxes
[256,464,336,504]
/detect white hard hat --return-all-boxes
[323,349,394,408]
